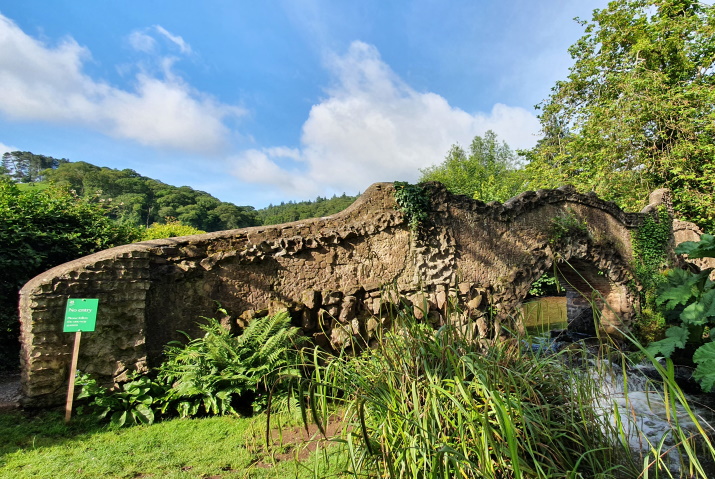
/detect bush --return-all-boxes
[0,178,139,370]
[158,311,304,418]
[141,219,206,240]
[76,311,306,426]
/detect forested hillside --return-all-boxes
[255,194,357,225]
[39,159,259,231]
[2,151,357,231]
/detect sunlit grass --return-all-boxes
[5,282,715,478]
[0,410,347,478]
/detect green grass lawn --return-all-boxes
[0,409,347,478]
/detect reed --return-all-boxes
[298,301,638,478]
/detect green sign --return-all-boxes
[63,298,99,332]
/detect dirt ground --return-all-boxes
[0,373,21,409]
[251,415,345,467]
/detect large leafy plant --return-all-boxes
[76,311,305,426]
[647,234,715,391]
[76,372,166,427]
[158,311,304,417]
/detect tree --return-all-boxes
[420,131,527,203]
[0,178,140,370]
[43,161,260,231]
[526,0,715,230]
[2,151,68,183]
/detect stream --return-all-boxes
[524,296,715,475]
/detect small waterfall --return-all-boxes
[588,358,715,473]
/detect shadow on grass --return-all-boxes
[0,409,107,459]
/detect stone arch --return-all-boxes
[18,182,680,407]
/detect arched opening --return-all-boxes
[521,270,567,336]
[521,257,634,339]
[556,258,633,337]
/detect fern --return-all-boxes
[157,311,305,417]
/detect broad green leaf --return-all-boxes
[133,404,155,425]
[680,288,715,325]
[656,269,700,310]
[692,342,715,392]
[111,410,127,427]
[675,235,715,259]
[646,326,689,358]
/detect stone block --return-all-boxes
[301,289,321,310]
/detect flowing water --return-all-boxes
[591,359,715,474]
[523,296,715,474]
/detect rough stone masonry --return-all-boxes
[18,182,700,407]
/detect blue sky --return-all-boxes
[0,1,606,208]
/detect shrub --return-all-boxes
[141,219,206,240]
[0,178,139,370]
[76,310,305,426]
[158,311,304,417]
[647,234,715,391]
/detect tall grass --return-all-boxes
[299,303,638,478]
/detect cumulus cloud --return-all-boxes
[0,14,243,152]
[232,41,540,198]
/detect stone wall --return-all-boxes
[18,182,682,407]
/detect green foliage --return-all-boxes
[74,311,305,426]
[527,272,561,297]
[676,233,715,259]
[255,193,356,225]
[526,0,715,230]
[141,219,206,240]
[549,209,589,244]
[692,341,715,392]
[1,151,68,183]
[420,130,527,203]
[76,372,167,427]
[43,160,259,231]
[632,207,672,289]
[647,234,715,391]
[158,311,304,418]
[0,178,139,370]
[393,181,430,231]
[631,207,672,343]
[303,310,631,478]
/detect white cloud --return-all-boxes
[155,26,192,55]
[0,14,244,153]
[0,141,18,155]
[128,31,156,53]
[232,149,305,192]
[232,41,540,197]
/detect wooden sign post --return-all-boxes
[63,298,98,423]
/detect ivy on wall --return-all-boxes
[393,182,430,231]
[632,207,672,289]
[631,206,672,343]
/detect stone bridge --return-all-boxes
[19,182,688,407]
